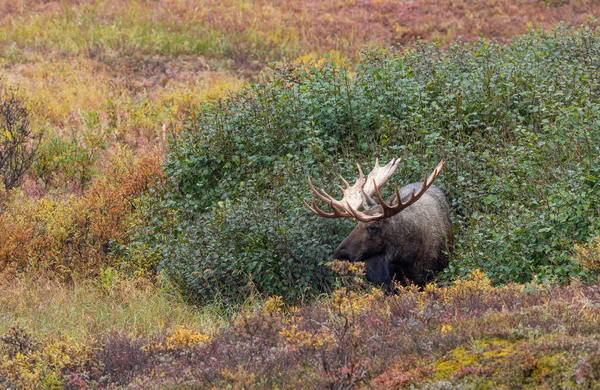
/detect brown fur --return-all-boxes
[333,184,453,287]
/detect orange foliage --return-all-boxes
[0,151,162,278]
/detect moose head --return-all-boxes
[305,158,453,287]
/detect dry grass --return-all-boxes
[2,1,600,57]
[0,273,224,341]
[0,54,243,151]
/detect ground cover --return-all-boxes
[2,270,600,388]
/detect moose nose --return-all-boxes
[333,245,351,261]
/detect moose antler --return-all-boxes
[304,158,401,218]
[305,159,445,222]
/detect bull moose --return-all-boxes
[305,158,453,288]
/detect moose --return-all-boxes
[305,158,453,288]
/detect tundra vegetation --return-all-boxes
[1,1,600,388]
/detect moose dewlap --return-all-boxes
[305,158,453,288]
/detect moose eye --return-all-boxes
[367,225,379,237]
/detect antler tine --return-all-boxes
[304,197,351,219]
[354,159,446,222]
[372,178,388,208]
[400,159,445,207]
[427,159,445,185]
[303,199,324,216]
[396,172,427,208]
[342,200,380,223]
[404,160,445,203]
[392,183,402,208]
[306,176,356,219]
[340,175,350,188]
[308,177,334,204]
[304,198,336,218]
[356,163,365,178]
[407,160,444,202]
[320,187,344,207]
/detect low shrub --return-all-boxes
[135,24,600,303]
[32,130,105,193]
[0,327,95,390]
[3,275,600,388]
[573,236,600,273]
[0,148,161,278]
[90,276,600,388]
[0,84,42,191]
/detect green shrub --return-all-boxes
[134,24,600,303]
[33,125,107,192]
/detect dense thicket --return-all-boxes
[132,25,600,304]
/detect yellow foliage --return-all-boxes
[280,286,386,351]
[279,321,335,349]
[263,295,284,314]
[294,50,350,68]
[331,287,380,316]
[327,260,367,290]
[573,236,600,272]
[166,324,210,350]
[0,336,94,389]
[532,353,567,381]
[420,269,496,303]
[433,338,514,379]
[434,346,478,378]
[441,324,453,334]
[452,269,493,291]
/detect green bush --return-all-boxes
[133,24,600,304]
[33,124,107,192]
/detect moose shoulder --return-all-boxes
[305,159,453,288]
